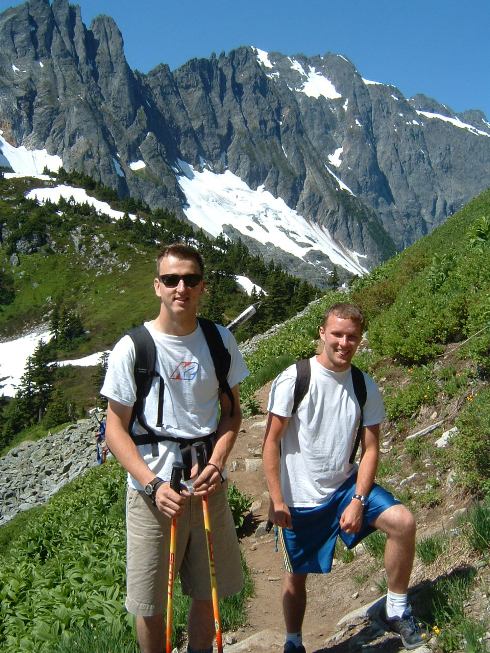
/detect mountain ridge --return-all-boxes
[1,0,489,280]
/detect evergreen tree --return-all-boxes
[329,265,340,289]
[27,340,55,422]
[43,387,72,428]
[0,268,15,305]
[50,304,61,341]
[57,306,85,350]
[292,280,313,313]
[1,340,56,442]
[93,352,109,408]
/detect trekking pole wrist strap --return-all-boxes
[207,462,225,483]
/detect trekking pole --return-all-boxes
[194,442,223,653]
[166,461,185,653]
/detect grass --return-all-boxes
[464,498,490,555]
[416,532,449,565]
[404,436,426,462]
[334,540,355,563]
[362,530,386,561]
[429,569,480,652]
[376,455,401,480]
[50,621,138,653]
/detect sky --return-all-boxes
[0,0,489,118]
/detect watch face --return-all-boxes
[144,483,154,496]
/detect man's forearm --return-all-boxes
[355,448,378,497]
[263,439,284,505]
[211,410,242,469]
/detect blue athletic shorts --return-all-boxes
[279,474,400,574]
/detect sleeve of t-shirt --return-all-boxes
[100,335,137,406]
[218,326,250,388]
[267,365,297,417]
[362,373,386,426]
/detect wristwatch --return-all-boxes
[352,493,368,507]
[144,477,164,505]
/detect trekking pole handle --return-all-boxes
[193,441,207,475]
[170,462,185,493]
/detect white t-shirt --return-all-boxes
[267,356,385,507]
[101,320,249,489]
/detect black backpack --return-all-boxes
[291,358,367,464]
[127,317,233,459]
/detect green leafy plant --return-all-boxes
[404,436,425,462]
[453,388,490,497]
[384,366,438,420]
[0,464,253,653]
[227,482,253,531]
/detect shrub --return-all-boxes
[453,388,490,496]
[404,436,425,461]
[384,366,438,420]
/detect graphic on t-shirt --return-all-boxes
[170,361,199,381]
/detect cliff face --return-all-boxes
[1,0,489,277]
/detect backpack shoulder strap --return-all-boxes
[349,364,367,464]
[127,325,158,434]
[127,325,157,400]
[197,317,234,415]
[292,358,311,414]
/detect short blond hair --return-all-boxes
[322,303,365,330]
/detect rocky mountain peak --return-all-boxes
[1,3,489,284]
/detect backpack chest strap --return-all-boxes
[129,430,217,476]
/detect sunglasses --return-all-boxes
[158,274,203,288]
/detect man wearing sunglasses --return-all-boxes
[101,243,249,653]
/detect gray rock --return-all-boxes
[435,426,458,448]
[0,417,100,526]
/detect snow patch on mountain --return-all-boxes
[0,132,62,175]
[0,329,52,397]
[416,111,490,137]
[235,276,266,296]
[25,185,137,221]
[176,160,367,276]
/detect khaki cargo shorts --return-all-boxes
[125,481,243,615]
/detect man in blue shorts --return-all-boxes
[263,303,425,652]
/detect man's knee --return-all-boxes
[283,572,308,592]
[376,504,416,539]
[136,614,164,653]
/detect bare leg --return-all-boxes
[282,572,308,633]
[372,505,416,593]
[188,598,215,650]
[136,614,164,653]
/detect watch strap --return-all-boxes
[352,493,368,506]
[150,478,165,505]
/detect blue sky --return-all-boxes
[1,0,489,118]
